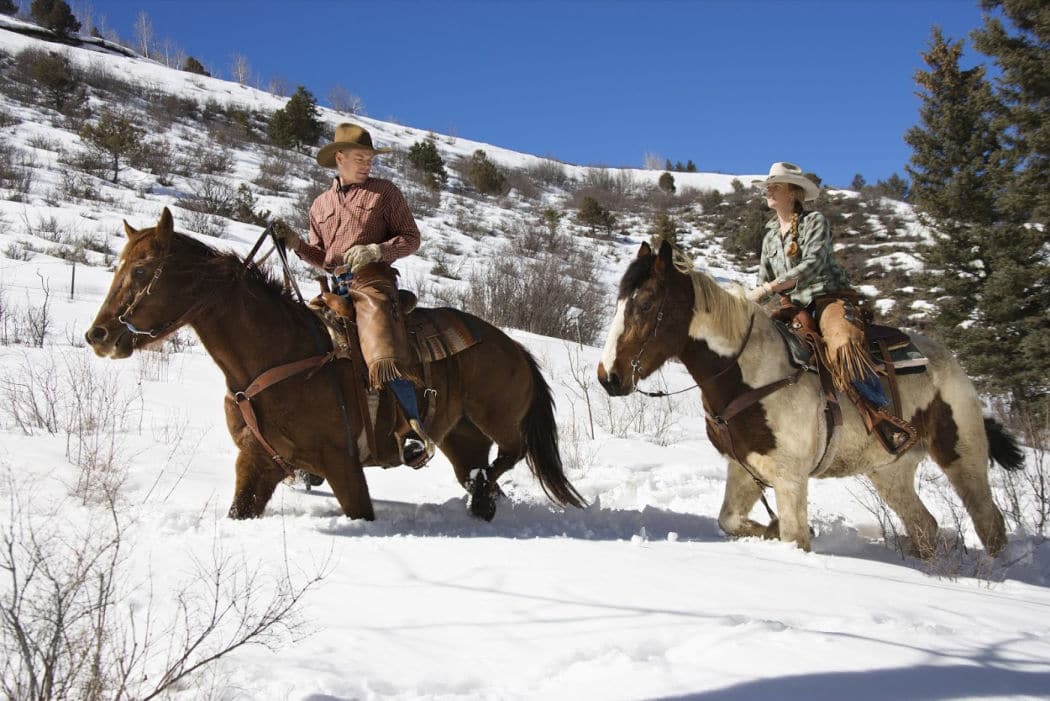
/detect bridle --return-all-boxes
[117,263,178,338]
[629,288,758,400]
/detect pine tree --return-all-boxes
[972,0,1050,224]
[657,171,676,195]
[906,26,1049,410]
[649,212,678,243]
[466,150,505,196]
[79,108,144,183]
[30,0,81,37]
[850,173,866,190]
[685,160,697,173]
[0,0,18,16]
[576,196,615,235]
[268,86,322,152]
[408,138,447,192]
[182,56,210,77]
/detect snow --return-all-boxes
[2,23,1049,701]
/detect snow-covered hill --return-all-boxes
[1,21,1048,701]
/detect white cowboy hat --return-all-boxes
[751,162,820,202]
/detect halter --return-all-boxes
[117,264,170,337]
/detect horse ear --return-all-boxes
[155,207,174,246]
[654,239,674,271]
[637,241,653,258]
[123,219,140,239]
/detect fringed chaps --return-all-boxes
[349,263,420,391]
[817,298,878,392]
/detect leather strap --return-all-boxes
[228,354,334,474]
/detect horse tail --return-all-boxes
[984,417,1025,471]
[520,347,587,509]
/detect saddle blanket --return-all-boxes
[406,307,482,364]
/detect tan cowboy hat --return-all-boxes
[317,123,393,168]
[751,162,820,202]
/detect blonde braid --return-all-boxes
[786,211,801,258]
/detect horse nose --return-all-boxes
[599,370,622,395]
[86,325,108,345]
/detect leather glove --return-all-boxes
[343,243,383,272]
[270,219,301,251]
[745,282,774,303]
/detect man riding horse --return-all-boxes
[273,123,432,466]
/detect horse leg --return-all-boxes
[228,447,283,519]
[867,459,939,559]
[920,394,1008,556]
[322,448,375,520]
[718,461,778,540]
[439,418,503,521]
[770,476,811,551]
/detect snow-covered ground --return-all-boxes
[1,21,1049,701]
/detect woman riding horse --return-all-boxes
[746,162,911,451]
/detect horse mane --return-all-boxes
[651,237,754,343]
[169,231,313,329]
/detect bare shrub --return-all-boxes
[180,143,234,176]
[0,107,18,129]
[577,167,637,210]
[0,143,34,199]
[402,183,440,218]
[182,209,229,238]
[252,152,293,194]
[12,274,53,347]
[527,157,571,188]
[59,144,110,181]
[127,137,176,185]
[0,481,328,701]
[183,176,236,217]
[503,168,541,201]
[1001,404,1048,539]
[0,352,61,434]
[595,374,682,445]
[461,242,606,344]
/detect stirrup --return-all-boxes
[874,416,918,456]
[402,418,436,468]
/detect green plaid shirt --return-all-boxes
[756,210,852,307]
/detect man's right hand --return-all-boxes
[270,219,301,251]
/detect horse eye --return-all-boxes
[132,266,147,279]
[638,300,654,313]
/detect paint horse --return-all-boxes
[86,208,585,521]
[598,240,1023,557]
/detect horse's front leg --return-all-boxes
[771,476,811,551]
[322,447,375,521]
[719,460,778,540]
[228,447,283,519]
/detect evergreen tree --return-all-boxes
[657,171,676,195]
[850,173,867,190]
[873,173,909,201]
[664,158,673,171]
[79,108,144,183]
[649,212,678,243]
[540,207,562,238]
[182,56,210,77]
[685,160,697,173]
[465,149,505,196]
[0,0,18,16]
[906,26,1048,410]
[268,86,322,151]
[576,196,615,234]
[973,0,1050,224]
[407,138,447,192]
[30,0,81,37]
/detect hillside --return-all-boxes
[1,19,1049,701]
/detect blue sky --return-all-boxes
[82,0,988,187]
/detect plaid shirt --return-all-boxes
[756,210,852,307]
[298,177,420,271]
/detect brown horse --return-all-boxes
[85,208,585,521]
[597,240,1023,557]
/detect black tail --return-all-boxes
[520,347,587,509]
[984,417,1025,471]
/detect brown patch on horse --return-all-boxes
[910,392,960,465]
[681,338,777,458]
